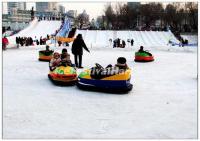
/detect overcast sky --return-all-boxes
[22,2,109,20]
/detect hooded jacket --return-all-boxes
[71,34,89,55]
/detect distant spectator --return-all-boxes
[68,28,77,38]
[16,37,19,48]
[2,36,9,50]
[117,38,120,47]
[122,40,126,48]
[58,41,62,46]
[131,39,134,46]
[40,36,43,45]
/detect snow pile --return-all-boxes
[3,45,197,139]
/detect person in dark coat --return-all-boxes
[138,46,152,56]
[30,37,33,46]
[68,28,77,38]
[71,34,90,68]
[138,46,144,52]
[40,36,43,45]
[131,39,134,46]
[16,37,19,48]
[122,40,126,48]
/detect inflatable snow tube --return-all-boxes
[56,37,75,43]
[48,66,77,86]
[39,50,54,62]
[134,52,154,62]
[77,65,133,93]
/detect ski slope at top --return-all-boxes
[7,19,183,48]
[7,19,61,47]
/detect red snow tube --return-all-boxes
[134,52,154,62]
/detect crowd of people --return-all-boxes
[16,37,34,47]
[37,16,64,21]
[110,38,134,48]
[15,35,51,47]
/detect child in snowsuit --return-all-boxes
[49,52,61,71]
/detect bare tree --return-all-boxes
[186,2,198,31]
[104,4,115,29]
[140,3,164,28]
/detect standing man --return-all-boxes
[71,34,90,68]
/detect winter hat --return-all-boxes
[46,45,50,50]
[77,34,82,39]
[117,57,126,66]
[62,48,67,53]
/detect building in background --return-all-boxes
[36,2,49,12]
[35,2,65,20]
[36,2,65,13]
[65,10,77,26]
[66,10,77,18]
[3,2,32,31]
[3,9,32,31]
[7,2,26,14]
[58,5,65,13]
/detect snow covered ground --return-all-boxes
[3,44,197,139]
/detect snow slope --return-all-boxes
[7,20,62,47]
[3,45,197,139]
[6,19,181,48]
[73,30,180,48]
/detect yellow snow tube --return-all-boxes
[56,37,75,43]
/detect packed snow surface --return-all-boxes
[3,44,197,139]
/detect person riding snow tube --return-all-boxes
[134,46,154,62]
[77,57,133,93]
[48,65,77,86]
[38,45,54,62]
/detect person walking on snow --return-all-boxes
[71,34,90,68]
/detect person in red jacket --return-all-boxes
[2,36,9,50]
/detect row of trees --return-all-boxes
[100,2,198,32]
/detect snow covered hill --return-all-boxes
[7,20,181,48]
[7,19,62,47]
